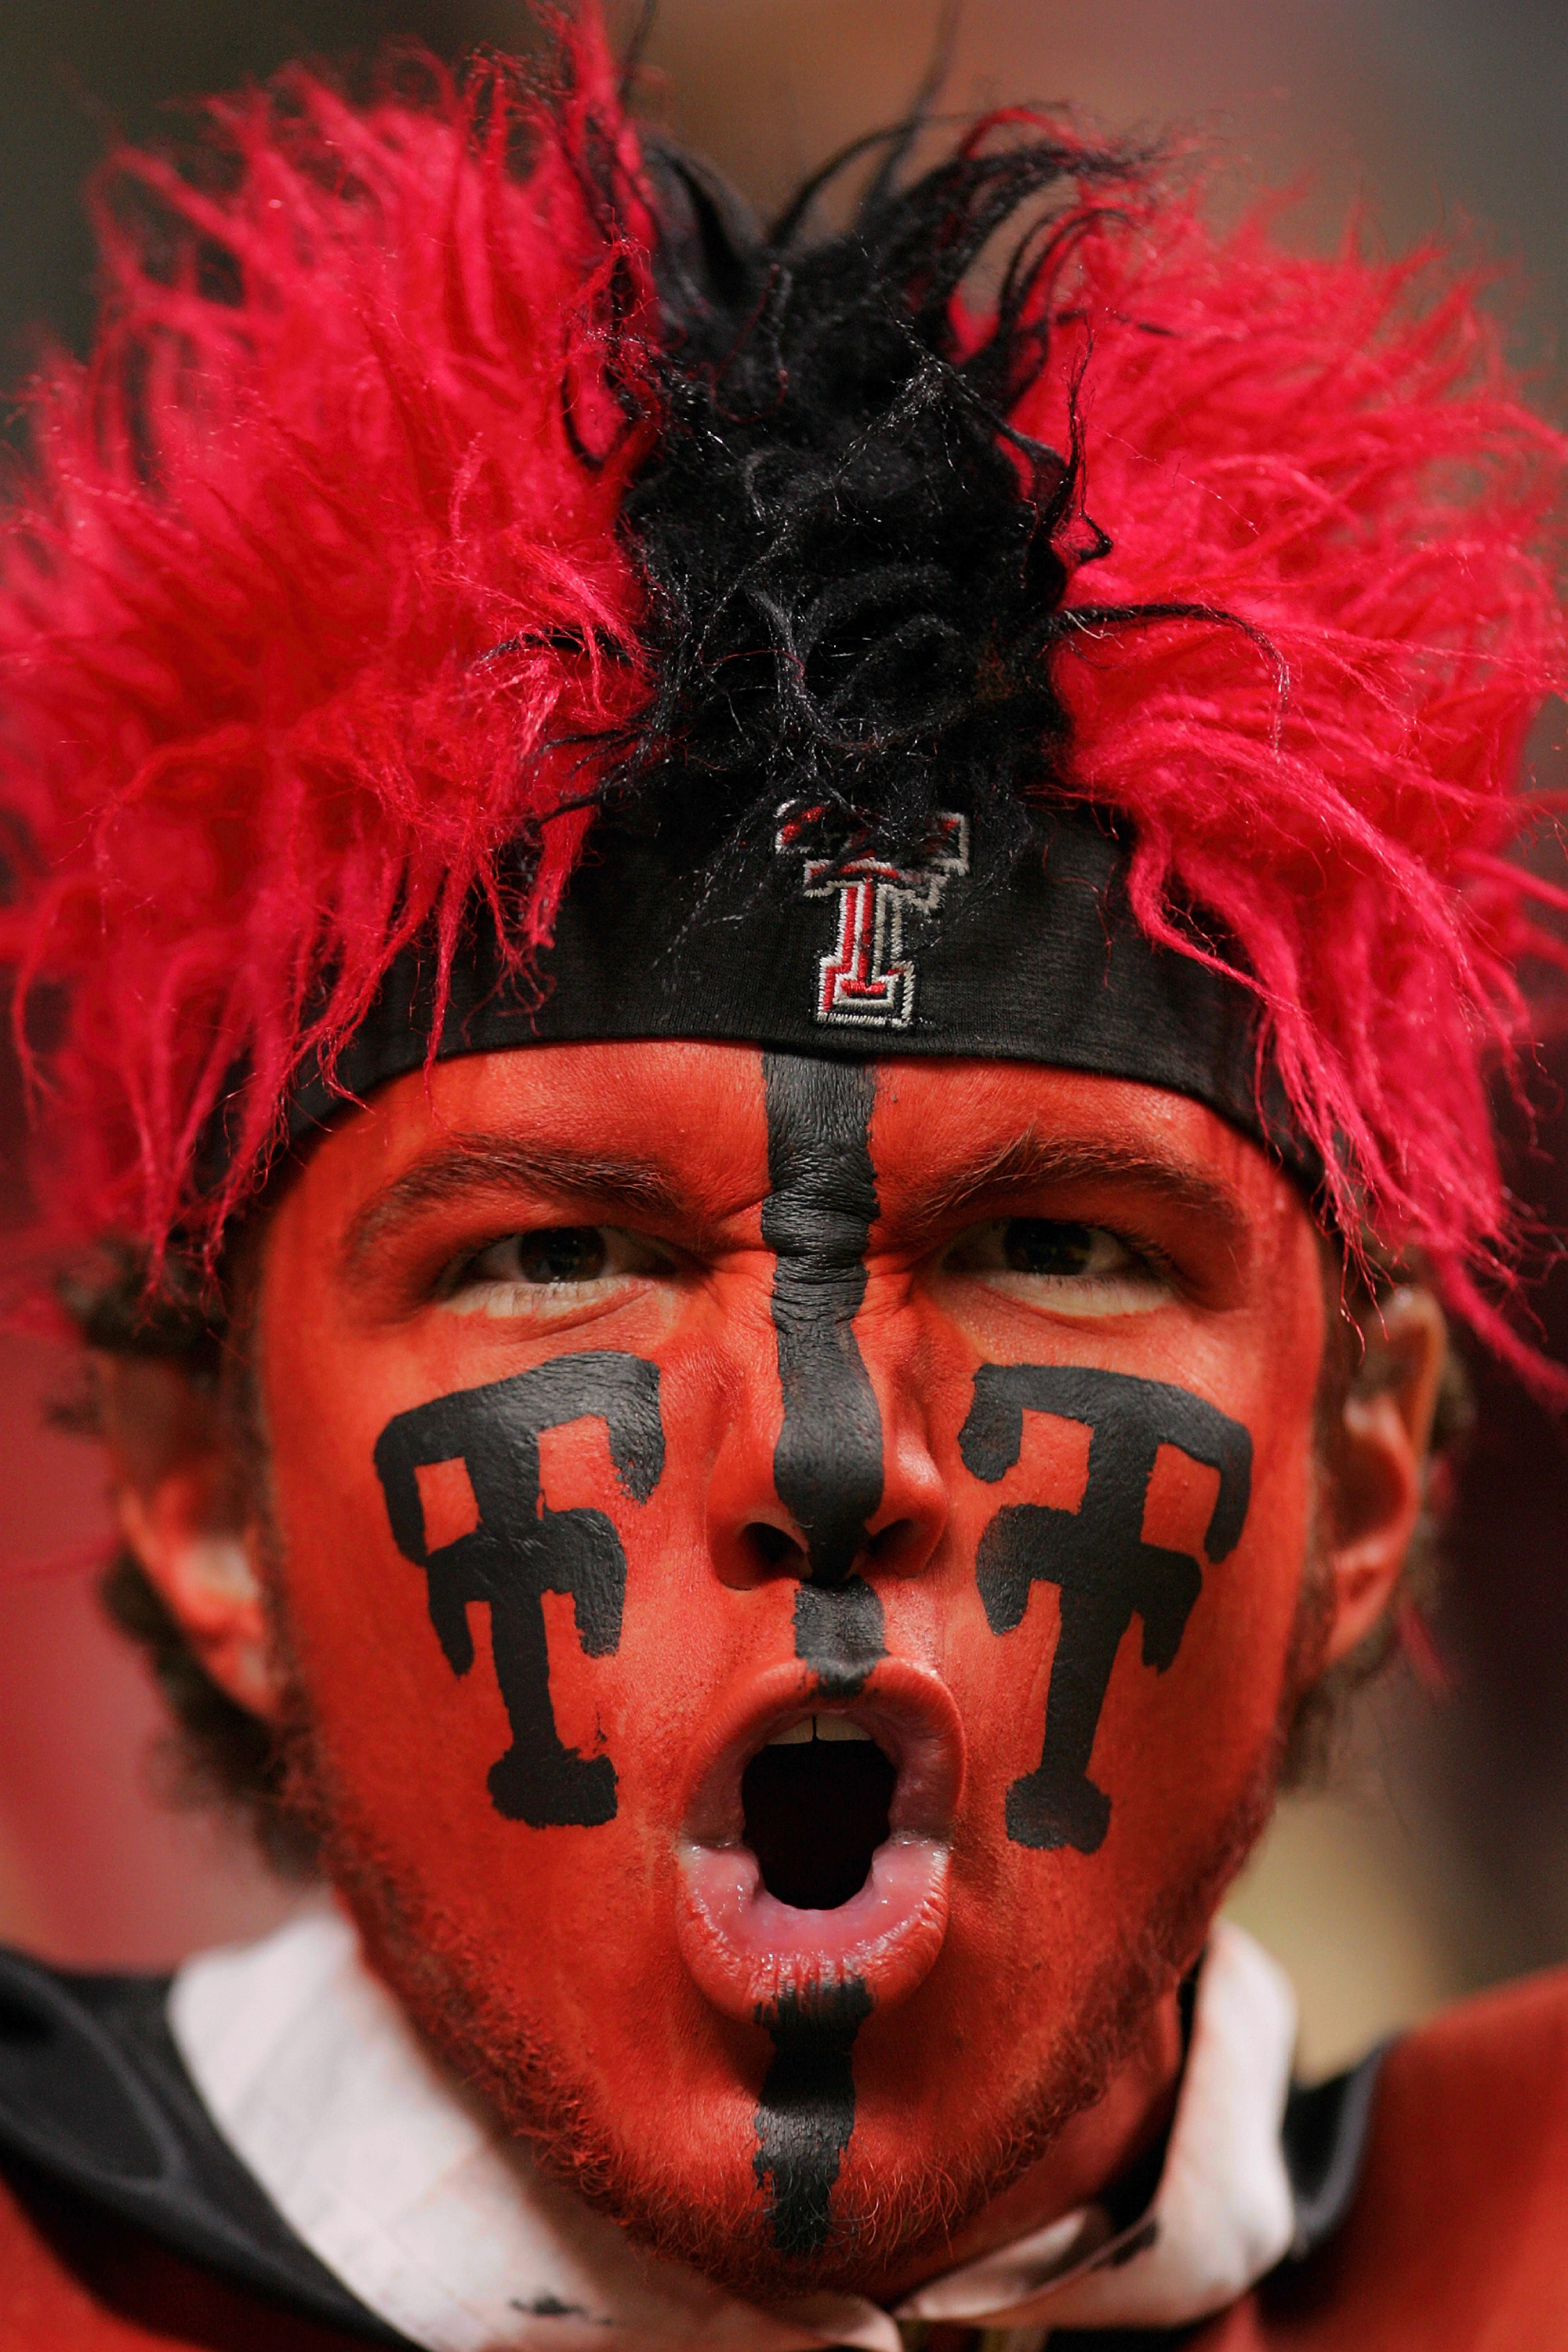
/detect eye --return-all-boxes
[942,1217,1171,1316]
[441,1225,673,1319]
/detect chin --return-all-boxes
[325,1831,1179,2305]
[292,1651,1280,2303]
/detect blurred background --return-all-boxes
[2,0,1566,2074]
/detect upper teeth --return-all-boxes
[765,1715,873,1746]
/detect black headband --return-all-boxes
[289,800,1310,1186]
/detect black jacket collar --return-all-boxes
[0,1939,1381,2343]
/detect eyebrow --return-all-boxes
[341,1138,688,1281]
[907,1127,1250,1250]
[341,1119,1252,1280]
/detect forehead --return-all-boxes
[289,1038,1306,1251]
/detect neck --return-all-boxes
[860,1981,1186,2307]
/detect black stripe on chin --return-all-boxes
[753,1977,873,2258]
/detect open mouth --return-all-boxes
[673,1660,964,2022]
[741,1715,897,1911]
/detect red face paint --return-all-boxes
[256,1040,1326,2296]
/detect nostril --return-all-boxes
[746,1522,807,1573]
[743,1518,918,1581]
[864,1517,917,1567]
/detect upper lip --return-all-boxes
[679,1654,965,1851]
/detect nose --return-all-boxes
[706,1320,950,1594]
[707,1052,948,1592]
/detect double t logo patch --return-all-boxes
[960,1363,1253,1855]
[775,805,969,1030]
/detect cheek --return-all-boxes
[836,1383,1312,2153]
[1084,1418,1312,1861]
[938,1373,1312,1934]
[260,1322,785,2109]
[944,1345,1307,1867]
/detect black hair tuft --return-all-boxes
[622,118,1142,870]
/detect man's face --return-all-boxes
[255,1041,1325,2290]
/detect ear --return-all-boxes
[95,1353,281,1722]
[1317,1285,1448,1670]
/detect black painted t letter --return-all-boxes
[373,1354,663,1828]
[960,1363,1251,1856]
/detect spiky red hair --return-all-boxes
[1,27,1564,1372]
[1015,201,1566,1356]
[2,30,656,1260]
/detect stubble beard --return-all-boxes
[268,1637,1291,2304]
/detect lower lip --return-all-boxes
[673,1660,964,2023]
[675,1831,952,2021]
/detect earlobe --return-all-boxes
[1318,1286,1447,1670]
[97,1356,281,1723]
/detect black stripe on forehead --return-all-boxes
[760,1054,884,1592]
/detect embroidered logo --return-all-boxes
[775,805,970,1030]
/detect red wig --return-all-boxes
[1,20,1563,1368]
[1017,198,1568,1357]
[2,28,656,1261]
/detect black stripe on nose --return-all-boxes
[760,1054,884,1590]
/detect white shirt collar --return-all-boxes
[170,1908,1297,2352]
